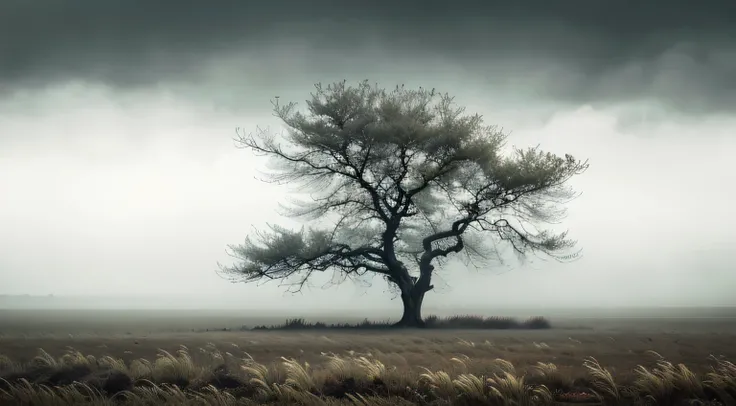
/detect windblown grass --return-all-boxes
[1,344,734,405]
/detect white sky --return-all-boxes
[1,81,734,311]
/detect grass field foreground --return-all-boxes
[0,315,734,405]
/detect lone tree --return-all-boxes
[219,81,588,327]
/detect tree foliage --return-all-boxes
[219,80,588,325]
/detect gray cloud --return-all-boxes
[1,0,734,114]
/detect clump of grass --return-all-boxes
[632,351,704,404]
[252,318,395,330]
[252,315,551,330]
[240,357,284,400]
[59,348,95,368]
[489,373,555,405]
[528,361,574,393]
[485,359,555,406]
[281,357,316,392]
[0,355,20,374]
[583,356,620,402]
[427,314,517,329]
[31,349,59,369]
[704,355,736,404]
[0,378,110,406]
[149,346,209,386]
[424,314,551,329]
[522,316,552,329]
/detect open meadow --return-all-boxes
[1,308,735,405]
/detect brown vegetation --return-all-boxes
[1,344,734,405]
[1,315,735,405]
[249,315,551,331]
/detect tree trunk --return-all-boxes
[390,262,434,328]
[395,289,426,327]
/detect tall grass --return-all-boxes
[0,345,734,405]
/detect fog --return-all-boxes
[1,0,734,313]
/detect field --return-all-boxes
[1,308,735,405]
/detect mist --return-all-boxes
[1,0,734,313]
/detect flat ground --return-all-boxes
[1,308,735,385]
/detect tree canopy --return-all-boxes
[219,80,588,326]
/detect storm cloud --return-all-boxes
[1,0,735,115]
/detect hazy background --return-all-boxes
[1,0,734,315]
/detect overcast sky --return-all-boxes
[1,0,734,313]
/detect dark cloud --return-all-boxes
[1,0,734,113]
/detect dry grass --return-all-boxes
[0,342,735,405]
[1,311,735,405]
[251,315,551,331]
